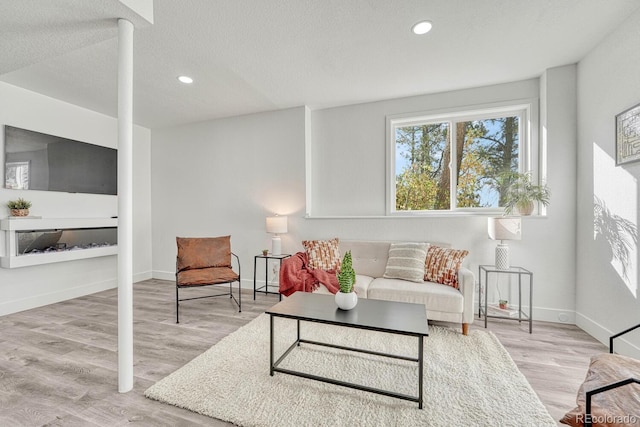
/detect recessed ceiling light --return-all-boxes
[412,20,432,35]
[177,75,193,84]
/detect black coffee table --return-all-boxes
[266,292,429,408]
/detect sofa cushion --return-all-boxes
[339,240,391,278]
[314,274,374,298]
[302,238,341,271]
[424,246,469,288]
[382,242,429,283]
[176,235,231,272]
[177,267,238,286]
[368,278,464,314]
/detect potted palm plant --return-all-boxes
[497,171,550,215]
[7,197,32,217]
[335,250,357,310]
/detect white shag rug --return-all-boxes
[145,314,556,427]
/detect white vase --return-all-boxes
[335,291,358,310]
[516,200,534,215]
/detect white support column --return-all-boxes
[304,106,312,216]
[117,18,134,393]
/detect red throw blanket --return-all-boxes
[279,252,340,297]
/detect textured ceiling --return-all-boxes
[2,0,639,129]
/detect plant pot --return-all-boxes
[10,208,29,217]
[335,291,358,310]
[499,300,509,310]
[516,200,534,216]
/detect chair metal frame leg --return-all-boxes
[176,285,180,323]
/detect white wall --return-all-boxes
[576,8,640,357]
[151,107,306,282]
[539,64,578,320]
[311,80,540,216]
[0,81,152,315]
[305,77,577,324]
[151,78,579,325]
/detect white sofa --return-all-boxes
[312,240,475,335]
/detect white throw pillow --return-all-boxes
[382,242,429,283]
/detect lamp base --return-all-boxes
[495,243,509,270]
[271,235,282,256]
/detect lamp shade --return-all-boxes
[266,216,288,234]
[488,217,521,241]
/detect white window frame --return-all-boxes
[386,99,539,215]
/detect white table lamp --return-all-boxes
[488,217,521,269]
[266,215,287,255]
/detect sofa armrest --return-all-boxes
[458,267,475,324]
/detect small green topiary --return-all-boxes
[337,250,356,293]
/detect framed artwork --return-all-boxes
[616,102,640,165]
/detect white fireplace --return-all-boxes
[1,217,118,268]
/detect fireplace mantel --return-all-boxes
[1,217,118,268]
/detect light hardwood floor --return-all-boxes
[0,279,605,426]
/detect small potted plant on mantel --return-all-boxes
[7,198,32,217]
[335,250,357,310]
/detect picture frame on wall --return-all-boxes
[615,102,640,166]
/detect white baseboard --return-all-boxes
[474,299,576,324]
[0,278,117,317]
[576,312,640,359]
[0,270,157,317]
[152,270,174,281]
[531,306,576,324]
[134,270,153,282]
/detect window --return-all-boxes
[387,103,535,214]
[5,161,30,190]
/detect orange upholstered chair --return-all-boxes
[175,235,241,323]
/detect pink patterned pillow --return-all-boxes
[302,238,341,271]
[424,246,469,288]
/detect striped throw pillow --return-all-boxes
[382,242,429,283]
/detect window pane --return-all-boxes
[395,122,450,211]
[456,117,519,208]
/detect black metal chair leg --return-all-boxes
[176,286,180,323]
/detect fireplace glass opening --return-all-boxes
[16,227,117,255]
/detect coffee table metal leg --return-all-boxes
[418,335,423,409]
[269,314,274,376]
[269,316,426,408]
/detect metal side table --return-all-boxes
[478,265,533,333]
[253,253,291,300]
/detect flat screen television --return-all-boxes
[4,125,117,195]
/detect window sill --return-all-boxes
[304,213,548,219]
